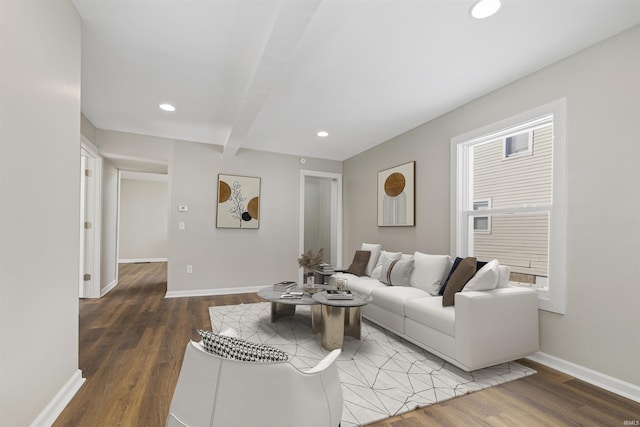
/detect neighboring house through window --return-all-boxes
[473,198,491,234]
[504,130,532,158]
[451,99,567,314]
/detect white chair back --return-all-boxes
[167,340,342,427]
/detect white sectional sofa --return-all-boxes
[333,244,539,372]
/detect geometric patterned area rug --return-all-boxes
[209,302,536,427]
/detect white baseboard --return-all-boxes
[101,280,117,297]
[527,352,640,403]
[118,258,168,264]
[30,370,85,427]
[164,286,264,298]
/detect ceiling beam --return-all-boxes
[223,0,322,157]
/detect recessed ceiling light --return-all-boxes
[470,0,501,19]
[316,130,329,137]
[159,103,176,112]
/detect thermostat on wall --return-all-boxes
[178,205,188,212]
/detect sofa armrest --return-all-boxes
[454,287,539,371]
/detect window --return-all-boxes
[451,99,567,314]
[473,198,491,234]
[504,131,531,158]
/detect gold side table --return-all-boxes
[312,291,372,351]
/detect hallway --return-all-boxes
[54,262,259,426]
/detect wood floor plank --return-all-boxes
[53,262,640,426]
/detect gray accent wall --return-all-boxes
[343,26,640,386]
[0,1,82,425]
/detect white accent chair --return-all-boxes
[166,340,343,427]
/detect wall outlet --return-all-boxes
[186,265,193,274]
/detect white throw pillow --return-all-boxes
[371,251,402,280]
[400,253,414,261]
[379,258,415,286]
[361,243,382,276]
[410,252,451,295]
[463,259,499,292]
[496,264,511,288]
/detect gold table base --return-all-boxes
[319,305,362,351]
[270,302,322,334]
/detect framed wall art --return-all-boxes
[217,174,261,229]
[377,161,415,227]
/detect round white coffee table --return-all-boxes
[312,291,372,351]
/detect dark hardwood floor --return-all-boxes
[54,262,640,426]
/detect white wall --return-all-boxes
[119,175,168,262]
[168,141,342,294]
[0,1,83,425]
[81,113,97,143]
[100,161,119,292]
[93,130,342,294]
[94,130,174,293]
[97,129,174,165]
[343,26,640,387]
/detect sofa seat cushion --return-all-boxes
[333,273,385,296]
[404,296,455,337]
[370,286,430,315]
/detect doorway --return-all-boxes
[117,171,169,264]
[299,170,342,282]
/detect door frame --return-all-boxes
[299,170,342,282]
[80,136,102,298]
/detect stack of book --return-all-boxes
[317,263,334,274]
[280,291,303,299]
[273,281,297,291]
[326,289,353,300]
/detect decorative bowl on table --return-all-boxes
[304,285,323,294]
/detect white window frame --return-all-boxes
[450,99,567,314]
[473,198,491,234]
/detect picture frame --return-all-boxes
[377,161,415,227]
[217,174,261,229]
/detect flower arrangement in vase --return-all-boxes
[297,248,324,285]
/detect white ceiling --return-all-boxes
[73,0,640,161]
